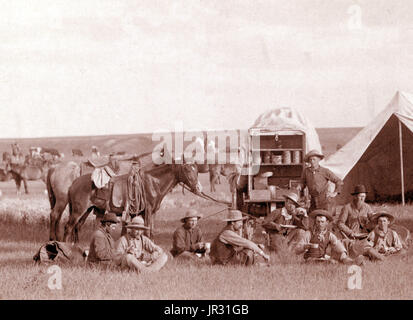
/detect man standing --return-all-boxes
[87,212,120,268]
[171,209,209,262]
[116,216,168,273]
[262,192,309,253]
[210,210,270,266]
[295,210,354,264]
[365,211,404,261]
[301,150,343,212]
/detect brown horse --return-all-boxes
[63,159,202,243]
[47,161,81,241]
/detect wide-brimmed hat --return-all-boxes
[351,184,368,195]
[223,210,247,222]
[101,212,118,224]
[180,209,203,222]
[309,209,333,222]
[371,211,395,225]
[304,150,325,162]
[126,216,149,229]
[283,191,300,206]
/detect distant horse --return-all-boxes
[63,158,202,243]
[72,149,84,157]
[2,152,52,194]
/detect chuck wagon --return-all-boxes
[235,108,322,218]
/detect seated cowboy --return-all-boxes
[262,192,309,253]
[87,213,121,268]
[210,210,270,266]
[336,184,375,259]
[170,209,210,263]
[116,216,168,273]
[295,210,355,264]
[364,210,404,261]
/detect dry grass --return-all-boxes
[1,177,413,300]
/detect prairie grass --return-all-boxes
[1,178,413,299]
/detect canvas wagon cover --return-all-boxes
[248,107,322,152]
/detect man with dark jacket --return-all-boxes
[87,213,120,268]
[171,209,208,261]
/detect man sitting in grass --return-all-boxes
[116,216,168,273]
[295,210,356,264]
[364,211,404,261]
[87,212,120,268]
[262,192,309,253]
[210,210,270,266]
[170,209,210,263]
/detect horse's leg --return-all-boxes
[14,174,21,195]
[74,206,96,243]
[49,201,67,241]
[23,177,29,194]
[64,199,92,243]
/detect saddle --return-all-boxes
[91,174,146,215]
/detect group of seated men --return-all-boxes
[87,148,406,272]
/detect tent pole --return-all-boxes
[399,120,405,205]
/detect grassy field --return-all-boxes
[0,173,413,300]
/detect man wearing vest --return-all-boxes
[365,211,404,261]
[295,210,354,264]
[262,192,309,253]
[337,184,374,259]
[210,210,270,266]
[301,150,343,212]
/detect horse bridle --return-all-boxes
[174,162,200,193]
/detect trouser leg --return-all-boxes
[146,252,168,271]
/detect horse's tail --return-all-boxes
[46,167,56,209]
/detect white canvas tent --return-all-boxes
[323,91,413,204]
[248,107,322,152]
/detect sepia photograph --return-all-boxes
[0,0,413,304]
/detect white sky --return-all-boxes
[1,0,413,138]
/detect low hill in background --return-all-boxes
[0,127,362,161]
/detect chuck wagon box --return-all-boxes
[237,127,306,217]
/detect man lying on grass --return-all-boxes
[170,209,210,264]
[210,210,270,266]
[364,211,405,261]
[295,210,359,265]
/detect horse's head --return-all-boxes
[174,160,202,195]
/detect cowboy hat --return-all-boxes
[223,210,247,222]
[283,191,300,206]
[351,184,368,195]
[101,212,118,224]
[371,211,395,225]
[304,150,325,162]
[180,209,203,223]
[126,216,150,229]
[309,209,333,222]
